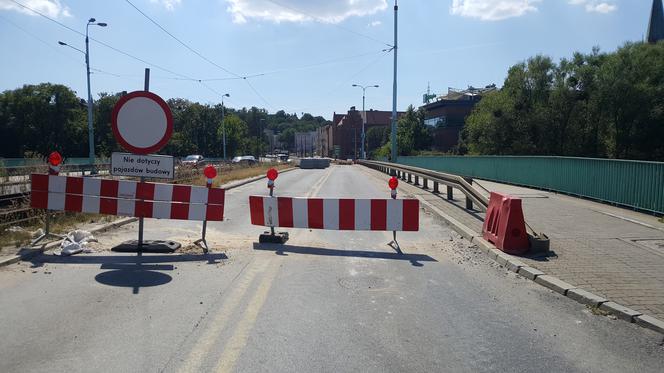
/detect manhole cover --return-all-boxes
[338,275,387,290]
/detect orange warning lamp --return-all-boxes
[203,165,217,179]
[267,168,278,181]
[48,151,62,166]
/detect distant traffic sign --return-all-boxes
[111,91,173,155]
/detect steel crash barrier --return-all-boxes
[358,160,549,255]
[249,168,419,253]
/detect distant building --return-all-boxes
[420,84,496,152]
[318,107,404,159]
[294,131,318,157]
[648,0,664,43]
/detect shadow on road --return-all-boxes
[27,252,228,294]
[253,243,436,267]
[27,252,228,267]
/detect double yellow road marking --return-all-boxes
[178,257,281,373]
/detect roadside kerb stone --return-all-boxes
[359,164,664,335]
[599,302,643,322]
[534,275,576,295]
[635,315,664,334]
[493,250,511,266]
[566,288,608,308]
[517,266,545,281]
[506,259,527,273]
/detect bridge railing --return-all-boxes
[393,156,664,215]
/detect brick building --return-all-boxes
[318,107,403,159]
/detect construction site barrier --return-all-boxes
[30,174,225,221]
[482,192,529,255]
[249,196,419,231]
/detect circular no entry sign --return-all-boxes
[111,91,173,154]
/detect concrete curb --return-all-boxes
[363,165,664,336]
[0,167,296,269]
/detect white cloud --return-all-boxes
[568,0,617,14]
[368,20,381,27]
[225,0,388,24]
[150,0,182,11]
[450,0,540,21]
[0,0,71,18]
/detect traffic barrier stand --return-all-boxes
[482,192,530,255]
[30,165,226,252]
[249,172,419,253]
[258,168,289,244]
[193,165,218,253]
[31,152,67,246]
[387,176,402,254]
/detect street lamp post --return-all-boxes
[85,18,106,171]
[352,84,379,159]
[220,93,230,160]
[58,18,108,172]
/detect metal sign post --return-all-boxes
[31,152,67,246]
[110,68,177,253]
[259,168,289,244]
[194,165,218,253]
[387,176,403,254]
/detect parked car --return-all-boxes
[231,155,257,165]
[181,154,205,168]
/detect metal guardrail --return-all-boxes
[360,160,549,248]
[358,160,489,211]
[395,155,664,215]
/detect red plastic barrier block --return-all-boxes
[482,192,529,255]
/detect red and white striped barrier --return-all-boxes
[249,196,419,231]
[30,174,225,221]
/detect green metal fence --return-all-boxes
[396,156,664,215]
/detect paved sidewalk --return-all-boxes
[396,173,664,322]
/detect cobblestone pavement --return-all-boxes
[381,170,664,322]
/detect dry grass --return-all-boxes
[186,163,291,188]
[0,212,114,252]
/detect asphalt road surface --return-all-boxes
[1,165,663,372]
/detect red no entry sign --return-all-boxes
[111,91,173,155]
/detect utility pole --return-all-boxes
[390,1,399,163]
[352,84,379,159]
[85,18,107,172]
[221,93,230,160]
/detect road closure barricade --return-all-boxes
[482,192,529,255]
[249,170,419,253]
[30,174,225,221]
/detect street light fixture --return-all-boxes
[85,18,107,172]
[60,18,107,172]
[352,84,380,159]
[220,93,230,160]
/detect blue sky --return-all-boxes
[0,0,654,119]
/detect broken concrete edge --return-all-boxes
[393,167,664,335]
[0,168,297,269]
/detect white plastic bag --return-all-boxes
[58,230,98,256]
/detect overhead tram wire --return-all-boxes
[8,0,199,82]
[123,0,240,79]
[124,0,279,109]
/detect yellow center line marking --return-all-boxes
[177,259,268,373]
[307,166,335,198]
[215,259,282,373]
